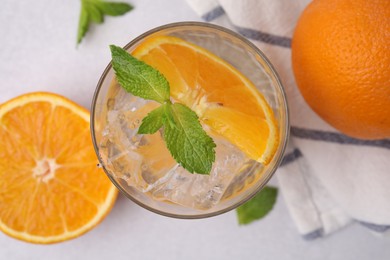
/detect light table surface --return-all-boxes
[0,0,389,259]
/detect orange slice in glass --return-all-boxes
[132,36,279,164]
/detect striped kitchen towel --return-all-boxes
[186,0,390,239]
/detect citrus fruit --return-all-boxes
[0,92,118,244]
[132,36,279,164]
[292,0,390,139]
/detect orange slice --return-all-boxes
[0,92,118,244]
[132,36,279,164]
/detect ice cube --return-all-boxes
[105,149,144,186]
[105,95,150,153]
[113,88,147,111]
[145,137,248,209]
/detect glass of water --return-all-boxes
[91,22,289,218]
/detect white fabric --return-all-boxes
[186,0,390,238]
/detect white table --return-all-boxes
[1,1,389,259]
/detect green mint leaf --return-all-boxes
[77,0,133,44]
[162,102,176,129]
[138,105,165,134]
[163,103,216,174]
[236,186,278,225]
[77,4,90,44]
[97,2,134,16]
[86,2,104,24]
[110,45,170,103]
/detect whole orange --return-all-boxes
[291,0,390,140]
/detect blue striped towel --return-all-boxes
[186,0,390,239]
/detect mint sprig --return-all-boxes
[236,186,278,225]
[110,45,216,174]
[77,0,133,44]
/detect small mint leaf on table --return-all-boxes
[110,45,170,103]
[85,2,104,23]
[77,0,133,44]
[96,2,133,16]
[164,103,216,175]
[236,186,278,225]
[77,6,90,44]
[109,45,216,175]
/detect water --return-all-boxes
[99,87,263,210]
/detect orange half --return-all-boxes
[0,92,118,244]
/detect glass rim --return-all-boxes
[90,21,290,219]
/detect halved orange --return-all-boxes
[0,92,118,244]
[132,36,279,164]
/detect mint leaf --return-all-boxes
[138,105,165,134]
[236,186,278,225]
[77,0,133,44]
[164,103,216,174]
[77,5,90,44]
[86,3,104,23]
[162,102,176,128]
[110,45,170,103]
[97,2,133,16]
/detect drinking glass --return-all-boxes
[91,22,289,218]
